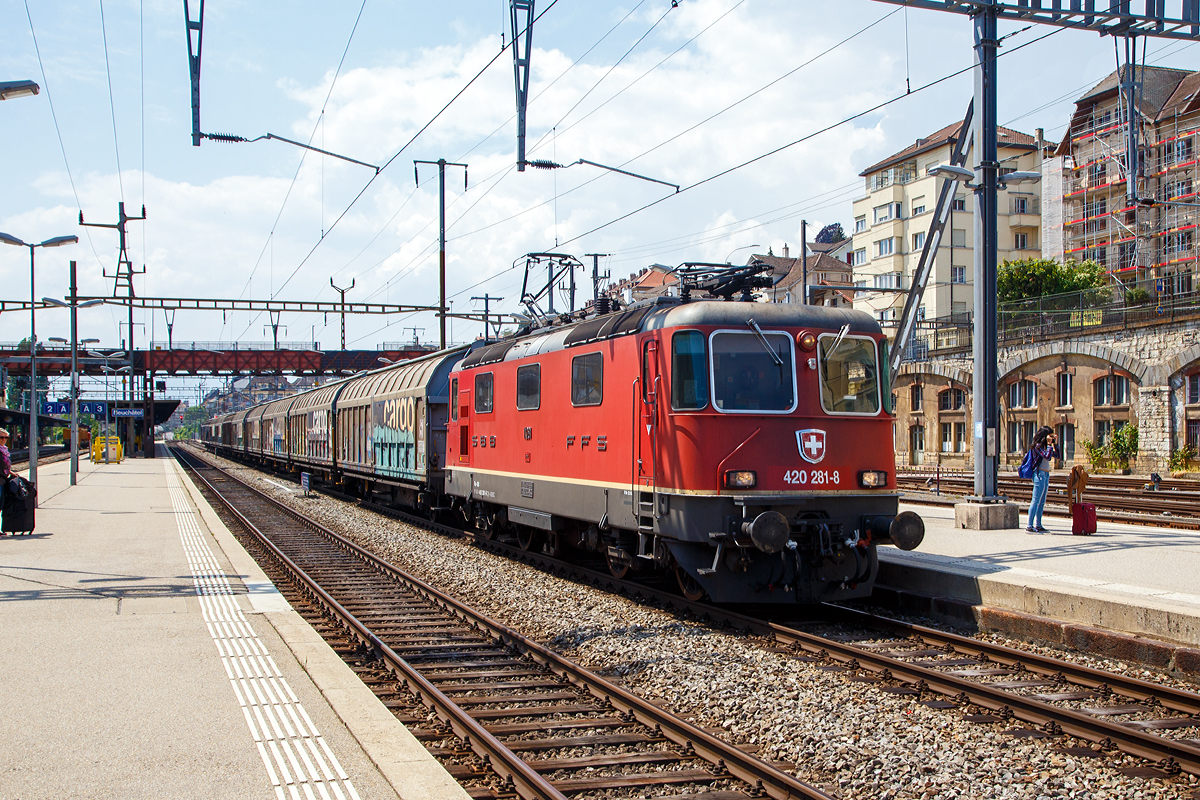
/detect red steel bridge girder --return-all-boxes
[0,348,430,377]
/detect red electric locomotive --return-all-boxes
[444,280,923,604]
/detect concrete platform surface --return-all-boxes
[879,500,1200,649]
[0,450,469,800]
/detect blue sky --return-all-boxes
[2,0,1197,373]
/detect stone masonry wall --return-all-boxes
[902,315,1200,474]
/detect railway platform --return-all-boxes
[877,499,1200,664]
[0,449,469,800]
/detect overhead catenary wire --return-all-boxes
[97,0,125,204]
[23,0,119,340]
[240,0,563,343]
[227,0,371,338]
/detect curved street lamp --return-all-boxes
[0,232,78,496]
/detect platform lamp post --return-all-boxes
[0,231,78,500]
[0,80,40,101]
[44,262,104,485]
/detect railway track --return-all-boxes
[183,444,1200,790]
[897,471,1200,529]
[171,445,832,800]
[9,446,70,473]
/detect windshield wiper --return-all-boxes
[747,318,784,367]
[825,324,851,358]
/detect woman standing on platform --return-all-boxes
[0,428,11,529]
[1026,426,1060,534]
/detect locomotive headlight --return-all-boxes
[797,330,817,351]
[724,470,757,489]
[858,470,888,488]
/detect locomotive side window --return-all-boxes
[475,372,494,414]
[671,331,708,410]
[710,331,796,413]
[516,364,541,410]
[818,334,881,415]
[571,353,604,406]
[450,378,458,421]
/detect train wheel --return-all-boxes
[675,567,706,602]
[606,549,630,580]
[516,527,538,551]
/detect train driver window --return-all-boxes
[710,331,795,412]
[475,372,494,413]
[818,334,881,415]
[671,331,708,410]
[450,378,458,421]
[571,353,604,406]
[516,364,540,410]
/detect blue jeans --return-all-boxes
[1029,469,1050,527]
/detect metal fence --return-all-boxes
[997,280,1200,343]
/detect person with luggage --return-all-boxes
[0,428,10,535]
[1022,426,1060,533]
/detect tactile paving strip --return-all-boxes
[166,462,362,800]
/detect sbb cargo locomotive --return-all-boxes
[204,293,923,604]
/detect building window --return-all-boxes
[852,248,866,266]
[1007,379,1037,408]
[912,231,926,252]
[873,204,892,225]
[952,229,966,247]
[1094,374,1128,406]
[1188,374,1200,405]
[939,388,965,410]
[941,422,953,452]
[952,197,967,212]
[1095,420,1114,445]
[875,238,895,257]
[874,272,901,289]
[910,425,925,457]
[1057,372,1072,407]
[854,216,867,233]
[1166,230,1194,257]
[910,384,923,412]
[952,265,966,284]
[1085,197,1107,218]
[1008,420,1036,452]
[1057,423,1076,461]
[1163,178,1194,200]
[1088,161,1107,184]
[571,353,604,406]
[954,422,966,453]
[1014,232,1029,251]
[1188,419,1200,450]
[913,200,927,215]
[1084,247,1108,267]
[1013,196,1030,214]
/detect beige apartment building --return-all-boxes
[851,122,1044,327]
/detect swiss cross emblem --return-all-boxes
[796,429,826,464]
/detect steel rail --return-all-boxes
[764,620,1200,776]
[176,446,833,800]
[827,606,1200,716]
[174,450,568,800]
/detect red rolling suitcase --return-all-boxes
[1070,502,1096,536]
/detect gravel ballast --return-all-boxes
[191,447,1200,800]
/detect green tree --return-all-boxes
[177,404,211,440]
[997,258,1108,305]
[814,222,846,244]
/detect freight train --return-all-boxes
[203,286,923,604]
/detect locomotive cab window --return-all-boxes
[710,330,796,413]
[516,364,540,410]
[571,353,604,406]
[475,372,494,414]
[819,333,881,415]
[671,331,708,410]
[450,378,458,420]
